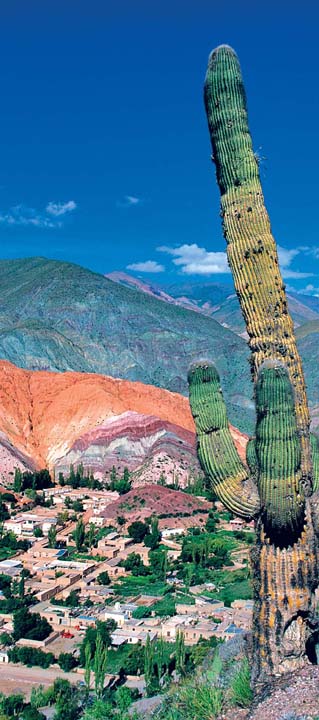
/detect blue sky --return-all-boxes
[1,0,319,292]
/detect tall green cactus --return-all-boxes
[204,45,312,497]
[188,45,319,683]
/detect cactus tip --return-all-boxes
[208,44,238,64]
[187,359,219,385]
[258,358,287,374]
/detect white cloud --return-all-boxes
[288,283,319,297]
[157,243,230,275]
[280,269,313,279]
[126,195,140,205]
[156,242,316,280]
[46,200,77,216]
[277,244,314,279]
[277,245,299,267]
[117,195,141,208]
[0,205,57,228]
[127,260,165,273]
[0,200,77,229]
[298,246,319,260]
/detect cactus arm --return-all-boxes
[310,433,319,492]
[204,45,312,494]
[246,438,258,475]
[188,361,260,519]
[255,362,304,539]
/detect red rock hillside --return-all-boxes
[100,485,212,527]
[0,360,248,483]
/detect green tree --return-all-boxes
[34,527,43,538]
[149,549,167,580]
[0,632,12,646]
[115,686,133,712]
[13,608,52,642]
[74,518,85,552]
[175,629,186,676]
[79,621,116,666]
[84,642,92,699]
[158,472,166,486]
[205,507,219,534]
[144,634,154,688]
[21,707,45,720]
[144,516,161,550]
[156,636,165,680]
[96,571,110,586]
[121,552,149,576]
[123,644,145,675]
[110,466,131,494]
[0,500,9,523]
[13,468,22,493]
[30,685,50,710]
[8,646,55,669]
[18,576,25,599]
[58,653,78,672]
[0,693,24,717]
[65,590,80,608]
[93,632,108,700]
[1,492,16,505]
[110,466,117,485]
[127,521,149,544]
[87,523,96,549]
[68,465,77,487]
[72,500,83,513]
[48,525,57,549]
[144,634,158,697]
[49,678,81,720]
[57,510,69,525]
[81,699,113,720]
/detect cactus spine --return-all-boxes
[188,45,319,682]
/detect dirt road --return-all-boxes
[0,663,84,700]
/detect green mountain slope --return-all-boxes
[0,257,254,431]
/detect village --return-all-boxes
[0,472,255,697]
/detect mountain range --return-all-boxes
[0,359,247,484]
[106,271,319,335]
[0,257,252,431]
[107,269,319,424]
[0,255,318,486]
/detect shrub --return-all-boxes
[172,677,223,720]
[58,652,78,672]
[21,706,46,720]
[230,657,253,708]
[9,646,55,668]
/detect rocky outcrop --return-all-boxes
[54,411,200,483]
[0,360,248,484]
[100,484,211,524]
